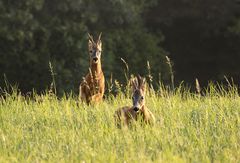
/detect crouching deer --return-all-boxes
[79,33,105,105]
[114,75,155,127]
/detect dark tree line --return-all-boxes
[145,0,240,86]
[0,0,240,94]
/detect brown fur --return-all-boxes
[79,33,105,105]
[114,75,155,127]
[114,105,155,127]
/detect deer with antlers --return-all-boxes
[114,75,155,127]
[79,33,105,105]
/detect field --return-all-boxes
[0,85,239,162]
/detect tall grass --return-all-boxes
[0,84,239,162]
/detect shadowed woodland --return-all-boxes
[0,0,240,94]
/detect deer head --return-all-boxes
[131,75,146,113]
[88,33,102,64]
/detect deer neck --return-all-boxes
[140,105,148,118]
[90,61,102,77]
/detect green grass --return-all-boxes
[0,86,239,162]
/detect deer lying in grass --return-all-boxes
[114,75,155,127]
[79,33,105,105]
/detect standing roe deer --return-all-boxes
[79,33,105,104]
[114,75,155,127]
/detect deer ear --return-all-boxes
[97,40,102,51]
[97,33,102,49]
[141,78,146,92]
[88,39,93,50]
[98,32,102,42]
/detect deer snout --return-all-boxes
[93,57,98,62]
[133,107,139,112]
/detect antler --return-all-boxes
[88,33,95,43]
[136,75,142,87]
[131,76,138,91]
[136,75,146,90]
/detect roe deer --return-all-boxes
[114,75,155,127]
[79,33,105,104]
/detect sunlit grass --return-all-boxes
[0,85,239,162]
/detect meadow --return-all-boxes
[0,85,239,162]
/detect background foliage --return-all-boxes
[0,0,240,94]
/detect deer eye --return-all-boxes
[141,96,144,100]
[89,50,93,53]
